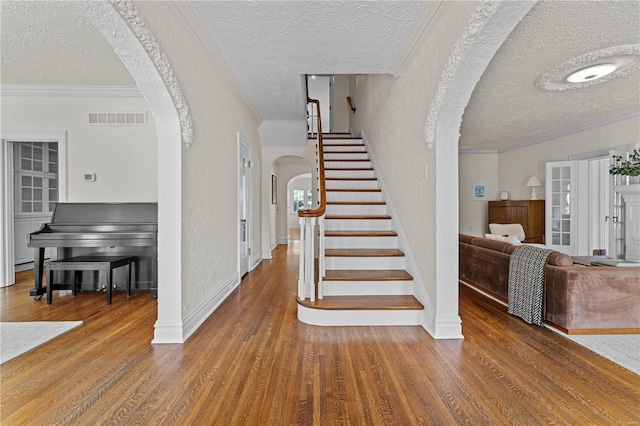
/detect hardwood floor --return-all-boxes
[2,244,639,425]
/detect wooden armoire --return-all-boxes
[488,200,545,243]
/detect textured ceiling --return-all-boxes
[2,1,638,151]
[189,1,426,121]
[459,0,640,151]
[0,1,134,86]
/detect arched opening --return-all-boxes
[287,173,313,241]
[79,2,184,343]
[430,1,536,338]
[271,156,313,247]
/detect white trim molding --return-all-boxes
[108,0,195,149]
[182,272,241,341]
[0,85,141,97]
[390,1,450,77]
[459,109,640,154]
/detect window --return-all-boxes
[14,142,58,216]
[292,189,312,212]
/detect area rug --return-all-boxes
[544,326,640,376]
[0,321,83,364]
[563,333,640,376]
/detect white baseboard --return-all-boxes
[277,238,289,245]
[181,272,240,342]
[250,253,262,271]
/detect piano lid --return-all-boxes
[50,203,157,224]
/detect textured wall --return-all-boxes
[349,2,479,307]
[1,95,157,202]
[499,117,640,200]
[459,153,500,236]
[136,3,262,318]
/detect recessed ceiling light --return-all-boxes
[566,64,617,83]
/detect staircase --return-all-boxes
[297,135,424,326]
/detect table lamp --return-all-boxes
[526,175,542,200]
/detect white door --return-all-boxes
[546,161,577,255]
[238,136,252,277]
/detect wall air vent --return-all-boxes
[88,112,147,125]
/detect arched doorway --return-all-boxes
[79,2,185,343]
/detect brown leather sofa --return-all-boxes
[459,233,640,334]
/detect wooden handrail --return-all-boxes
[298,97,326,218]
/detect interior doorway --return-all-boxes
[0,131,68,287]
[307,75,333,133]
[238,134,252,277]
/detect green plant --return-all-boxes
[610,149,640,177]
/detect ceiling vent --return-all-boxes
[88,112,147,125]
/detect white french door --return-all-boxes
[545,161,578,255]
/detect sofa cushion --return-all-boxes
[489,223,526,241]
[471,237,515,254]
[485,233,521,245]
[459,233,475,244]
[547,252,573,266]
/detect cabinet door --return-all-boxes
[546,161,577,255]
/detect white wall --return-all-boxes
[349,2,480,311]
[332,75,350,133]
[459,153,499,236]
[1,95,157,201]
[137,2,263,320]
[498,117,640,200]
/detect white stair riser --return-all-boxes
[298,306,423,326]
[325,152,369,161]
[323,138,362,144]
[326,180,379,190]
[327,191,382,202]
[322,280,413,296]
[325,204,387,215]
[324,145,366,153]
[325,236,398,249]
[326,161,371,169]
[325,256,405,269]
[325,170,375,179]
[325,219,391,231]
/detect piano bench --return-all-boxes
[46,256,133,305]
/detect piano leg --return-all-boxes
[30,248,46,300]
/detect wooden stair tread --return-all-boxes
[326,159,370,162]
[325,215,391,220]
[325,151,367,154]
[325,249,405,257]
[325,167,373,171]
[326,177,377,181]
[327,188,381,192]
[327,201,386,205]
[325,230,397,237]
[325,269,413,281]
[297,295,423,310]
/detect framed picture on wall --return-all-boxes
[473,182,486,200]
[271,175,277,204]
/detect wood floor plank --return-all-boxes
[2,244,639,424]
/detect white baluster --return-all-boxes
[318,215,325,299]
[306,218,316,302]
[298,217,306,301]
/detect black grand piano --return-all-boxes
[28,203,158,299]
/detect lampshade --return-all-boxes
[526,175,542,187]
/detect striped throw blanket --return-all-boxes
[508,245,554,326]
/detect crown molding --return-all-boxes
[167,2,262,125]
[0,84,141,97]
[459,109,640,154]
[390,1,450,77]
